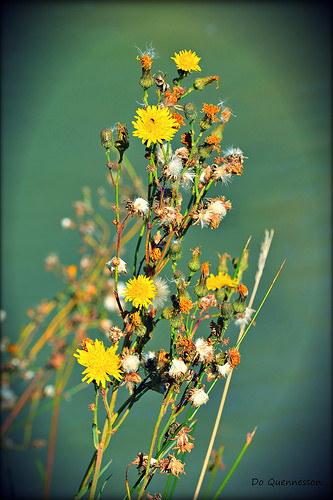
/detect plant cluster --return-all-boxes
[1,46,282,500]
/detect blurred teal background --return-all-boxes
[1,1,331,499]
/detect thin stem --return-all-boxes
[133,222,146,276]
[137,388,174,500]
[235,259,286,350]
[202,444,224,500]
[211,429,257,500]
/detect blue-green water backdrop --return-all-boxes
[1,2,331,499]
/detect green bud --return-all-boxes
[194,279,208,298]
[100,129,113,149]
[216,288,227,302]
[199,116,212,132]
[134,324,147,337]
[198,142,214,159]
[169,313,184,329]
[211,121,225,141]
[176,282,191,300]
[233,297,247,314]
[184,102,198,122]
[193,75,219,91]
[169,240,182,261]
[188,247,201,273]
[140,67,155,90]
[215,352,226,365]
[219,301,234,320]
[217,252,231,274]
[162,306,173,320]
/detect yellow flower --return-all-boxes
[73,339,122,388]
[132,106,178,147]
[206,272,239,291]
[123,275,157,309]
[171,49,201,73]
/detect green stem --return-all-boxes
[202,444,224,500]
[133,222,147,276]
[114,161,122,294]
[137,388,174,500]
[211,429,256,500]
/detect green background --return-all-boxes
[1,1,331,499]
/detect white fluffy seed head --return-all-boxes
[223,146,244,157]
[189,387,209,407]
[181,168,195,189]
[166,156,183,179]
[169,358,188,378]
[156,142,173,163]
[217,362,231,378]
[234,307,255,326]
[194,338,214,361]
[106,257,127,274]
[150,277,170,310]
[208,200,227,217]
[133,197,149,216]
[122,354,140,373]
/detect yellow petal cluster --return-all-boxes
[171,49,201,73]
[206,272,239,291]
[132,105,178,147]
[123,274,157,309]
[73,339,122,388]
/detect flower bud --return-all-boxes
[162,306,173,320]
[216,288,227,302]
[193,75,219,91]
[100,129,113,149]
[140,67,155,90]
[211,121,225,141]
[188,247,201,273]
[232,296,247,314]
[134,323,147,337]
[169,313,184,329]
[215,352,226,365]
[219,301,234,320]
[169,240,182,261]
[194,279,208,298]
[184,102,198,122]
[199,117,212,132]
[217,252,231,274]
[198,142,214,159]
[114,123,129,160]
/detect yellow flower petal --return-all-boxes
[132,105,178,147]
[73,339,122,388]
[206,272,239,291]
[171,49,201,73]
[123,275,157,309]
